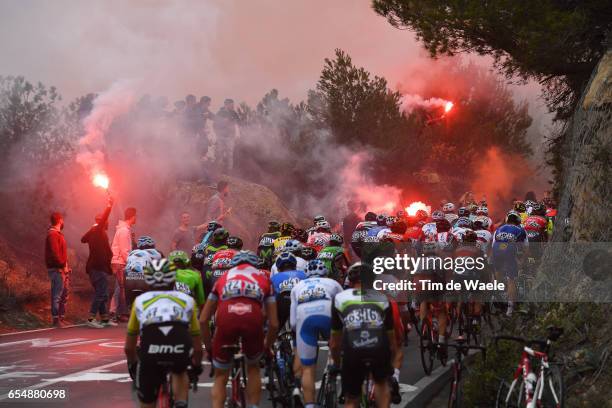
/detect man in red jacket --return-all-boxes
[45,212,69,328]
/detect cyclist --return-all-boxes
[330,262,399,408]
[350,211,378,258]
[443,202,458,224]
[199,250,278,408]
[513,201,528,226]
[168,250,206,309]
[290,259,343,408]
[472,216,493,257]
[300,245,318,261]
[198,220,222,247]
[474,206,493,231]
[227,235,244,250]
[271,239,308,275]
[271,252,307,330]
[492,210,528,317]
[200,228,229,282]
[124,236,163,310]
[204,248,237,300]
[317,233,349,283]
[273,223,296,257]
[258,221,281,269]
[306,215,327,237]
[307,220,332,251]
[124,259,203,408]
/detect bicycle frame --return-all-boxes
[506,346,559,408]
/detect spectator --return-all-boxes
[213,98,239,172]
[110,207,137,322]
[206,181,230,223]
[170,211,208,253]
[45,211,69,328]
[81,197,115,328]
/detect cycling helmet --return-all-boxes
[473,216,490,230]
[475,206,488,216]
[376,214,387,226]
[268,221,280,232]
[435,218,451,233]
[207,220,222,232]
[364,212,377,222]
[211,249,236,270]
[137,235,156,249]
[442,202,455,213]
[230,250,261,268]
[280,222,295,236]
[227,236,243,250]
[467,203,478,214]
[168,250,191,268]
[416,209,428,220]
[385,216,397,227]
[316,220,331,232]
[313,215,326,224]
[347,262,364,283]
[328,233,343,246]
[532,202,546,216]
[275,251,298,271]
[506,210,522,224]
[126,250,153,274]
[514,201,526,213]
[300,245,317,261]
[455,217,472,229]
[284,239,303,254]
[462,229,478,243]
[432,210,445,221]
[306,259,329,278]
[212,228,229,244]
[457,207,470,218]
[422,240,437,255]
[144,259,176,288]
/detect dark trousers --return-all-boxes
[48,268,70,319]
[89,269,109,318]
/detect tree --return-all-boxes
[372,0,612,119]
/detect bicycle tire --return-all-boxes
[420,319,435,375]
[542,364,564,408]
[495,378,523,408]
[326,374,338,408]
[317,372,327,407]
[447,378,462,408]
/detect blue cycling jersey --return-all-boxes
[270,270,307,295]
[492,224,527,257]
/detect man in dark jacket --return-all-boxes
[81,197,115,328]
[45,212,69,328]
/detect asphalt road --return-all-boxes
[0,323,441,407]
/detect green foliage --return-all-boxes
[372,0,612,119]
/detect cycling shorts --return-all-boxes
[213,300,264,369]
[341,347,392,398]
[135,322,192,404]
[295,299,332,366]
[492,253,519,279]
[276,292,291,330]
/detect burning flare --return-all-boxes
[405,201,430,217]
[444,101,454,113]
[93,173,110,190]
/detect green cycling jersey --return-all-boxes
[174,268,205,308]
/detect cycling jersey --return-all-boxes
[363,225,388,243]
[492,224,528,279]
[474,229,492,254]
[523,215,548,242]
[127,291,200,337]
[174,268,205,308]
[307,231,331,251]
[421,222,437,239]
[435,231,456,253]
[272,235,292,257]
[209,264,274,368]
[290,277,343,365]
[270,269,307,328]
[258,231,281,268]
[331,289,394,397]
[316,245,349,281]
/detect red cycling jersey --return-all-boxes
[210,264,275,367]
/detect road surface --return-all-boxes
[0,324,441,407]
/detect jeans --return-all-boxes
[89,269,109,318]
[110,263,127,316]
[48,268,70,319]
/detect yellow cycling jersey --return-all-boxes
[127,290,200,337]
[272,235,292,256]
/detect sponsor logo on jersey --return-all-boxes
[228,303,252,315]
[148,344,185,354]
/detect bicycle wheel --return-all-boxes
[420,319,435,375]
[495,378,524,408]
[317,372,328,407]
[541,364,564,408]
[239,358,248,408]
[326,374,338,408]
[157,375,171,408]
[447,379,462,408]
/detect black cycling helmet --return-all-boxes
[268,221,280,233]
[227,236,243,250]
[300,245,317,260]
[207,220,222,232]
[364,212,377,222]
[292,228,308,243]
[313,215,326,224]
[457,207,470,218]
[435,218,451,233]
[212,227,229,245]
[506,210,522,225]
[514,201,527,213]
[532,202,546,216]
[328,233,343,246]
[376,214,387,226]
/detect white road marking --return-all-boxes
[0,359,125,401]
[99,341,125,348]
[0,324,86,336]
[0,337,110,349]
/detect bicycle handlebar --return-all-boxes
[433,342,487,360]
[494,335,548,350]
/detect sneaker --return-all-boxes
[102,319,118,327]
[87,319,105,329]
